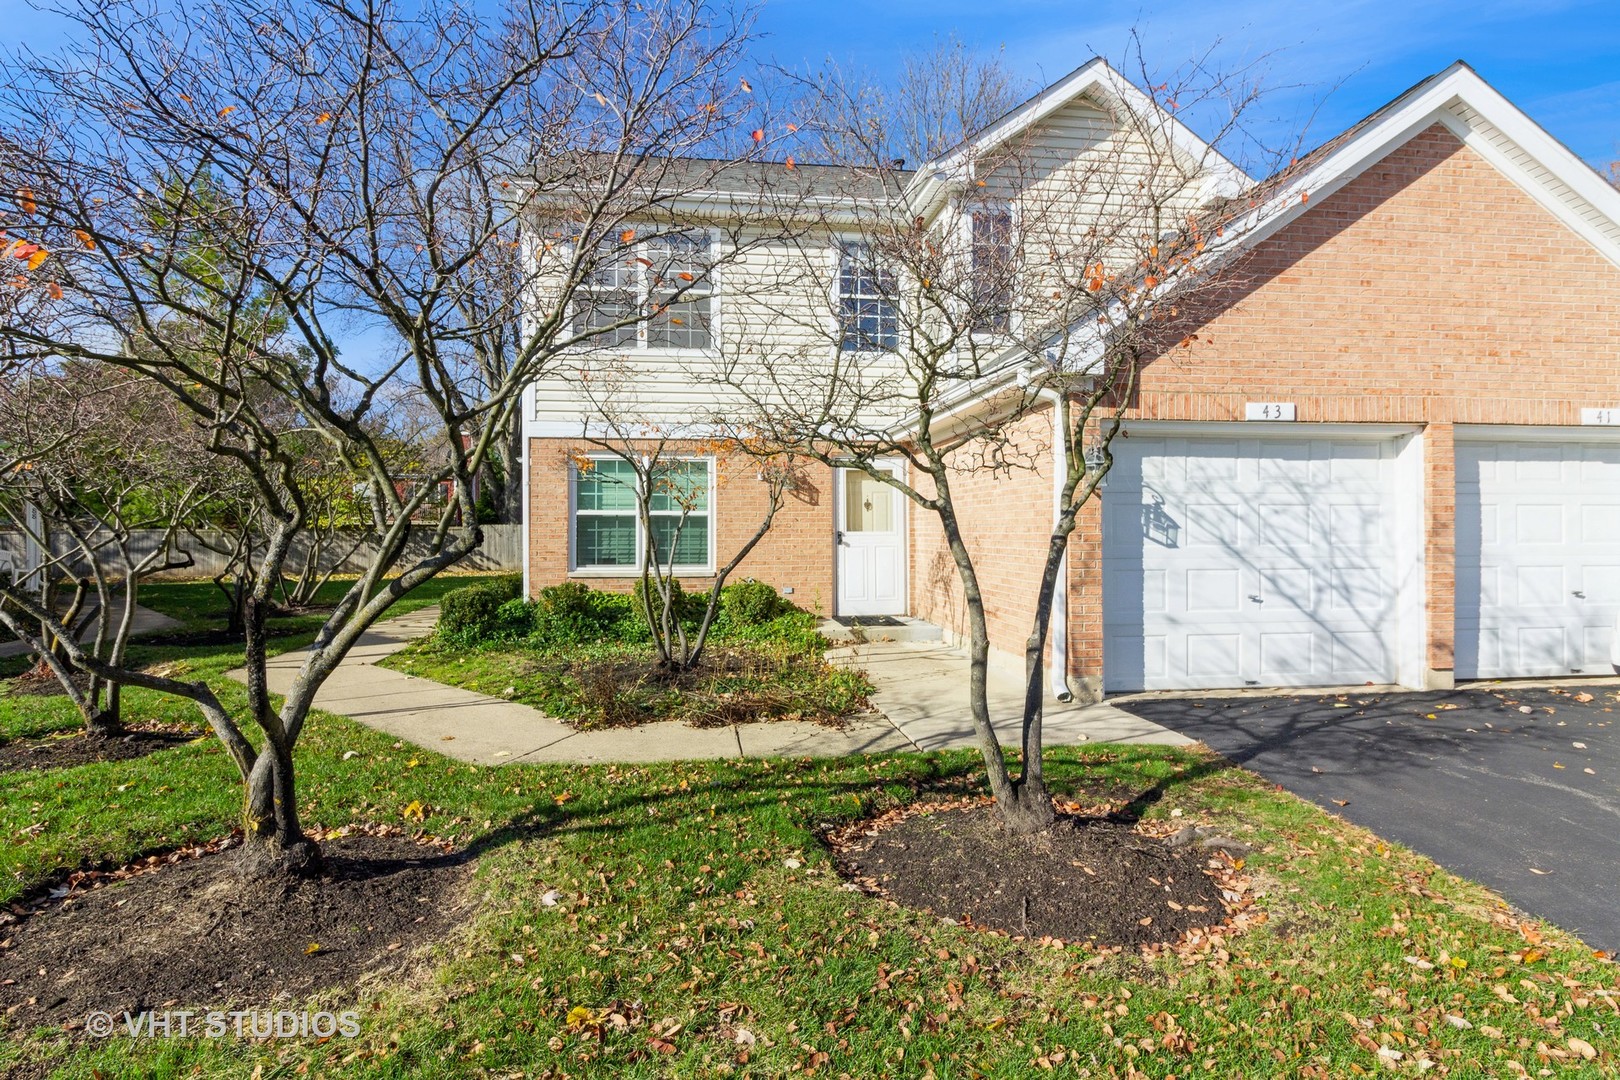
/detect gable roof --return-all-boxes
[904,57,1253,220]
[916,60,1620,429]
[1215,60,1620,270]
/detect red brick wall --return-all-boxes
[1063,124,1620,686]
[910,406,1061,669]
[526,439,836,614]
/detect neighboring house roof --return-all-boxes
[510,152,913,223]
[921,59,1620,431]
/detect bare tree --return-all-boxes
[0,363,206,734]
[0,0,767,876]
[720,41,1285,833]
[571,414,801,671]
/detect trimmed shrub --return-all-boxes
[438,574,522,640]
[719,580,790,627]
[532,582,643,647]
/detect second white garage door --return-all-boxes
[1103,431,1411,692]
[1455,436,1620,679]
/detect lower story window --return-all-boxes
[572,456,713,571]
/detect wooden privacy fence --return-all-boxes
[0,524,523,581]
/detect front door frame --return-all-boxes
[834,458,908,617]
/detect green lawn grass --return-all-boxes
[2,582,1616,1078]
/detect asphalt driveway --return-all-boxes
[1117,684,1620,953]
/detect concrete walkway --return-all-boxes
[831,641,1188,751]
[0,601,183,659]
[249,608,915,766]
[243,607,1183,765]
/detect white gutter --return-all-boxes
[1023,377,1074,704]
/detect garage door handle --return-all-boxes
[1248,595,1263,603]
[1573,591,1585,599]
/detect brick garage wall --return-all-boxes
[527,439,835,613]
[1067,124,1620,687]
[911,406,1063,673]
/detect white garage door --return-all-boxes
[1103,433,1403,692]
[1455,438,1620,679]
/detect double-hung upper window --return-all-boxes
[574,231,715,350]
[571,456,713,572]
[969,204,1014,333]
[838,241,898,353]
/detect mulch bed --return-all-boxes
[0,726,203,775]
[832,799,1243,949]
[0,827,475,1035]
[0,667,91,699]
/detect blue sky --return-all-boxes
[7,0,1617,169]
[751,0,1620,170]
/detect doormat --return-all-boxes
[833,615,907,628]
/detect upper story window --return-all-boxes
[838,241,898,353]
[970,205,1013,333]
[574,231,714,351]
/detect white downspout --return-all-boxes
[1040,387,1075,704]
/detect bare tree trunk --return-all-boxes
[936,488,1055,835]
[499,420,523,524]
[240,737,322,877]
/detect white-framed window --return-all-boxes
[969,203,1013,333]
[837,240,898,352]
[574,231,715,350]
[570,455,714,573]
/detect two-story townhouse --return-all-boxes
[522,57,1620,702]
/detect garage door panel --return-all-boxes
[1455,438,1620,679]
[1580,449,1620,481]
[1516,505,1565,544]
[1583,565,1620,597]
[1259,632,1315,676]
[1258,443,1313,484]
[1505,443,1560,480]
[1331,631,1386,678]
[1185,502,1242,546]
[1258,504,1312,550]
[1259,567,1313,611]
[1514,565,1566,607]
[1582,504,1620,540]
[1184,444,1240,483]
[1328,441,1384,485]
[1104,433,1402,692]
[1329,502,1385,548]
[1184,567,1241,612]
[1584,625,1615,668]
[1185,633,1241,677]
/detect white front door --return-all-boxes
[1103,433,1404,692]
[1455,437,1620,679]
[835,465,906,616]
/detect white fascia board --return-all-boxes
[526,418,731,440]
